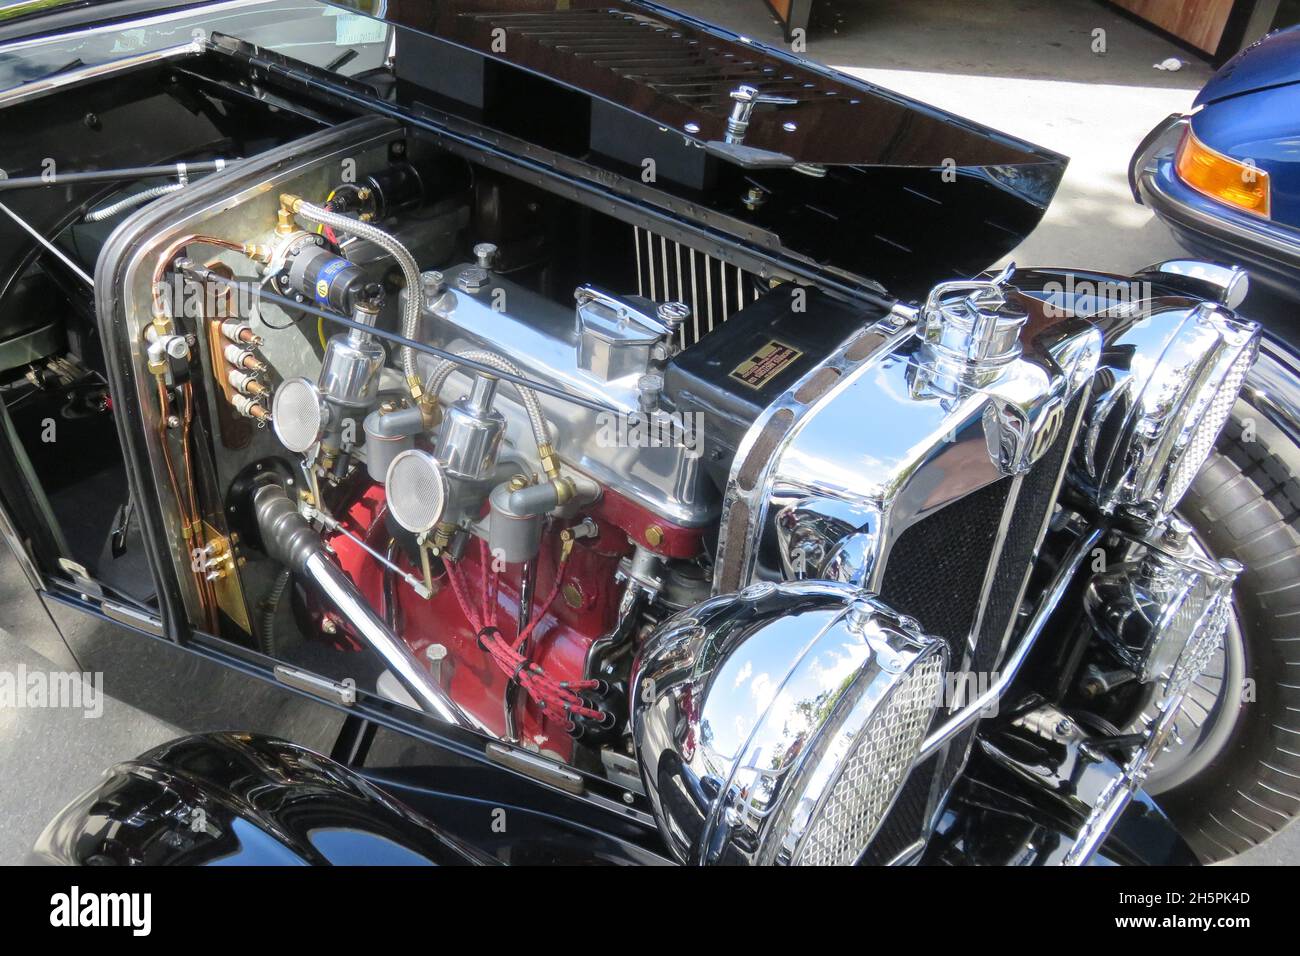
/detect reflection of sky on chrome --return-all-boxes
[727,630,871,766]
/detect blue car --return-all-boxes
[1133,26,1300,302]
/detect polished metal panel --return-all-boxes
[724,290,1101,594]
[1075,301,1258,525]
[632,581,946,865]
[416,262,716,527]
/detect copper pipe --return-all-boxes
[151,234,246,320]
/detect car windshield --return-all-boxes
[0,0,389,94]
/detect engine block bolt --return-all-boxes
[420,270,446,306]
[644,525,664,548]
[457,266,489,293]
[425,643,448,685]
[473,242,499,270]
[562,582,584,609]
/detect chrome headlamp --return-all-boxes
[1077,301,1258,525]
[631,582,946,866]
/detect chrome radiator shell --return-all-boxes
[717,297,1100,622]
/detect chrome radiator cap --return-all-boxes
[631,581,946,866]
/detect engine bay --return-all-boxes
[110,118,880,776]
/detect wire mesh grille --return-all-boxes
[795,650,945,866]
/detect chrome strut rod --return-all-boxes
[917,524,1106,762]
[252,484,469,727]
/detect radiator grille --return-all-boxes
[867,392,1089,859]
[633,226,762,349]
[860,758,937,866]
[971,395,1081,675]
[877,477,1012,663]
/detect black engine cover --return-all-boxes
[664,285,884,487]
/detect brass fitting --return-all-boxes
[430,521,456,555]
[536,441,562,482]
[551,475,577,506]
[243,241,272,263]
[275,207,295,237]
[417,394,442,432]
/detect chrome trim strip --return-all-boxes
[0,42,203,109]
[486,742,586,796]
[965,472,1024,660]
[991,382,1093,668]
[102,601,164,638]
[917,524,1106,762]
[274,663,357,706]
[0,0,268,55]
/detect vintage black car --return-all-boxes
[2,0,1299,866]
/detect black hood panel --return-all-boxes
[327,0,1067,296]
[346,0,1059,169]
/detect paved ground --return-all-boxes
[0,0,1295,864]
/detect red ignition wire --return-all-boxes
[444,542,603,724]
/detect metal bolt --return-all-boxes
[420,270,445,304]
[166,415,181,429]
[456,266,489,293]
[1163,515,1193,549]
[644,525,664,548]
[321,618,338,636]
[472,242,499,270]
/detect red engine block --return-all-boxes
[322,483,702,762]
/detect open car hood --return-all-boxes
[330,0,1068,297]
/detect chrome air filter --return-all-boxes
[385,449,449,534]
[632,582,946,866]
[271,377,327,453]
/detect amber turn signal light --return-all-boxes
[1175,127,1271,218]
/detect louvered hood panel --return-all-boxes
[336,0,1063,171]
